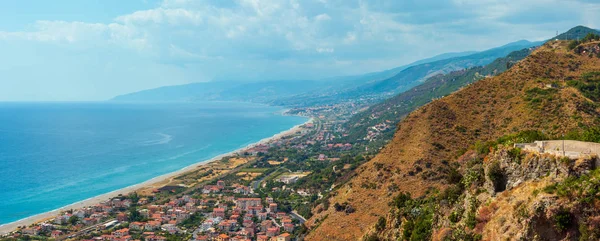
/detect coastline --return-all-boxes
[0,116,313,235]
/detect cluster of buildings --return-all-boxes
[325,143,353,150]
[10,179,301,241]
[365,122,391,141]
[191,197,296,241]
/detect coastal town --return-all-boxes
[0,101,388,241]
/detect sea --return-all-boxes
[0,101,307,225]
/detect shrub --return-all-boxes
[565,126,600,143]
[568,40,580,50]
[446,167,463,184]
[392,192,412,209]
[554,208,572,232]
[364,234,380,241]
[507,148,523,163]
[474,141,494,155]
[375,217,386,231]
[462,166,484,188]
[439,184,464,204]
[567,72,600,102]
[449,207,464,223]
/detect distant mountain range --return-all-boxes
[111,41,539,105]
[282,40,540,105]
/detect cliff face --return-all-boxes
[305,40,600,240]
[365,147,600,241]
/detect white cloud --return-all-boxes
[316,47,334,53]
[115,8,203,25]
[315,13,331,21]
[0,0,598,100]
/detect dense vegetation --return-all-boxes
[567,33,600,50]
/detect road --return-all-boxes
[57,219,116,240]
[270,217,282,228]
[290,211,307,224]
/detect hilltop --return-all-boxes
[305,37,600,240]
[342,47,536,144]
[555,25,600,41]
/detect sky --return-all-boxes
[0,0,598,101]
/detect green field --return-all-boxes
[239,168,270,173]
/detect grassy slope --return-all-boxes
[343,48,535,143]
[305,41,600,240]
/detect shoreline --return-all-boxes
[0,117,313,235]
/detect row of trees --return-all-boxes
[568,33,600,50]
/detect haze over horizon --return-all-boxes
[0,0,598,101]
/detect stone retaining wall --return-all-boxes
[515,140,600,159]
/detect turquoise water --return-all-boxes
[0,102,306,225]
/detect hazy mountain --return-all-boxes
[331,40,542,98]
[111,50,477,103]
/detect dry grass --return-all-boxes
[306,41,600,240]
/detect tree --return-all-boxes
[68,215,79,225]
[128,207,143,222]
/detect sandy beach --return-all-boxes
[0,117,313,235]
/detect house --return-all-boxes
[83,217,98,226]
[216,233,230,241]
[129,222,145,231]
[248,206,263,215]
[161,223,178,234]
[318,154,326,161]
[257,235,269,241]
[117,213,128,222]
[145,221,161,231]
[22,227,41,236]
[213,208,225,218]
[112,228,129,237]
[277,233,291,241]
[50,230,63,238]
[100,234,116,240]
[202,185,222,194]
[73,210,86,219]
[54,215,67,225]
[281,219,292,225]
[268,203,277,213]
[260,220,273,232]
[257,212,268,221]
[235,198,262,210]
[266,227,279,237]
[145,235,166,241]
[194,235,209,241]
[283,223,294,233]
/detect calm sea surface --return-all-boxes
[0,102,306,225]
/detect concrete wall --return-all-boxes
[515,140,600,159]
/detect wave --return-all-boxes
[140,133,173,146]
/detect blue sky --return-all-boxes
[0,0,598,101]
